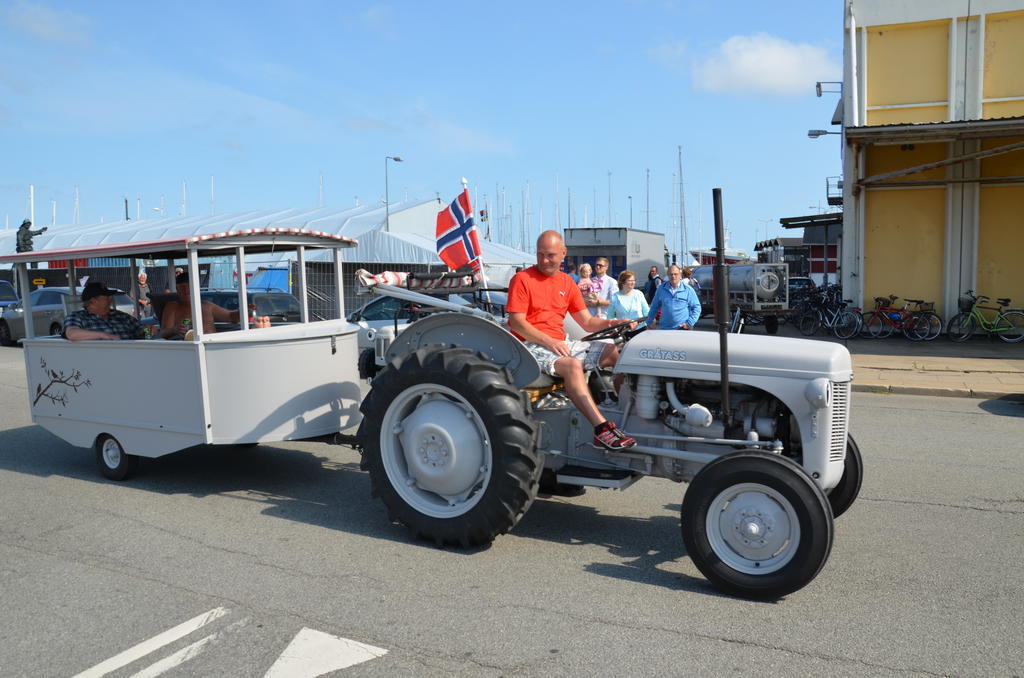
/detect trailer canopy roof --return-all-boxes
[0,228,357,265]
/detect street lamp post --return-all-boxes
[384,155,403,232]
[807,129,841,138]
[628,195,633,228]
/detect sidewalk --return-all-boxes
[747,321,1024,400]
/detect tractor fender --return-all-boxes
[385,312,541,389]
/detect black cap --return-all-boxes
[81,281,125,302]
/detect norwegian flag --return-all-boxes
[436,189,482,273]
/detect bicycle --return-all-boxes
[797,289,861,339]
[863,295,942,341]
[947,292,1024,343]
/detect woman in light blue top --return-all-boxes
[608,270,650,321]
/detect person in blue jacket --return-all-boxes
[647,264,701,329]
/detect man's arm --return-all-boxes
[65,326,119,341]
[569,308,617,334]
[597,277,618,308]
[647,288,662,327]
[685,288,702,327]
[508,313,568,354]
[206,302,239,323]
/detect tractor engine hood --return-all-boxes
[617,330,853,382]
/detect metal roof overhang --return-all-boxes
[846,117,1024,191]
[845,116,1024,145]
[779,214,843,229]
[0,228,358,266]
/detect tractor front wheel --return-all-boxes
[681,451,834,600]
[827,434,863,518]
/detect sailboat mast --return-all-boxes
[678,145,688,264]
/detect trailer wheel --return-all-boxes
[681,451,833,600]
[827,434,863,519]
[358,346,541,547]
[764,316,779,335]
[0,320,13,346]
[95,434,139,481]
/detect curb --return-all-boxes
[853,382,1024,400]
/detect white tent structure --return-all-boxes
[0,199,533,286]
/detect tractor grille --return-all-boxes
[829,381,851,462]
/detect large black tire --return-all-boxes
[358,346,541,547]
[357,348,378,380]
[764,315,779,335]
[827,434,863,519]
[95,433,139,481]
[681,451,834,600]
[0,321,13,347]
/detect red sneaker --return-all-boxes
[593,422,637,451]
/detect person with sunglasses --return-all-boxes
[588,257,618,318]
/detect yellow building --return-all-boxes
[841,0,1024,319]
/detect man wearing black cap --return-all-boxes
[64,282,142,341]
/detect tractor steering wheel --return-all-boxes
[582,319,647,342]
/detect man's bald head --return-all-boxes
[537,230,564,250]
[535,230,566,276]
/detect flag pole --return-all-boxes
[463,177,494,309]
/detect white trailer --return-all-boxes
[564,227,667,276]
[0,229,363,478]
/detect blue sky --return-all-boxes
[1,0,844,258]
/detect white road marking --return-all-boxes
[263,628,387,678]
[127,633,217,678]
[72,606,230,678]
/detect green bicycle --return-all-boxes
[947,292,1024,343]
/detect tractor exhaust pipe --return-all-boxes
[712,188,731,427]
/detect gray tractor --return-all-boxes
[356,285,861,599]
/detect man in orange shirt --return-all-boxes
[507,230,636,450]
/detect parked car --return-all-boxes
[788,276,816,295]
[0,286,134,346]
[347,294,415,349]
[347,290,507,352]
[0,280,18,311]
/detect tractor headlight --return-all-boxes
[804,378,832,409]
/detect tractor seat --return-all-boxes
[527,373,560,389]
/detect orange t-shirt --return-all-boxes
[507,266,586,341]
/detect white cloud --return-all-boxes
[2,0,91,47]
[693,33,839,96]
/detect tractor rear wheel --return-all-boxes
[681,451,833,600]
[358,346,540,547]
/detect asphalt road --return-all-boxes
[0,345,1021,677]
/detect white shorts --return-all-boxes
[525,340,606,377]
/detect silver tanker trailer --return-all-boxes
[691,263,789,334]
